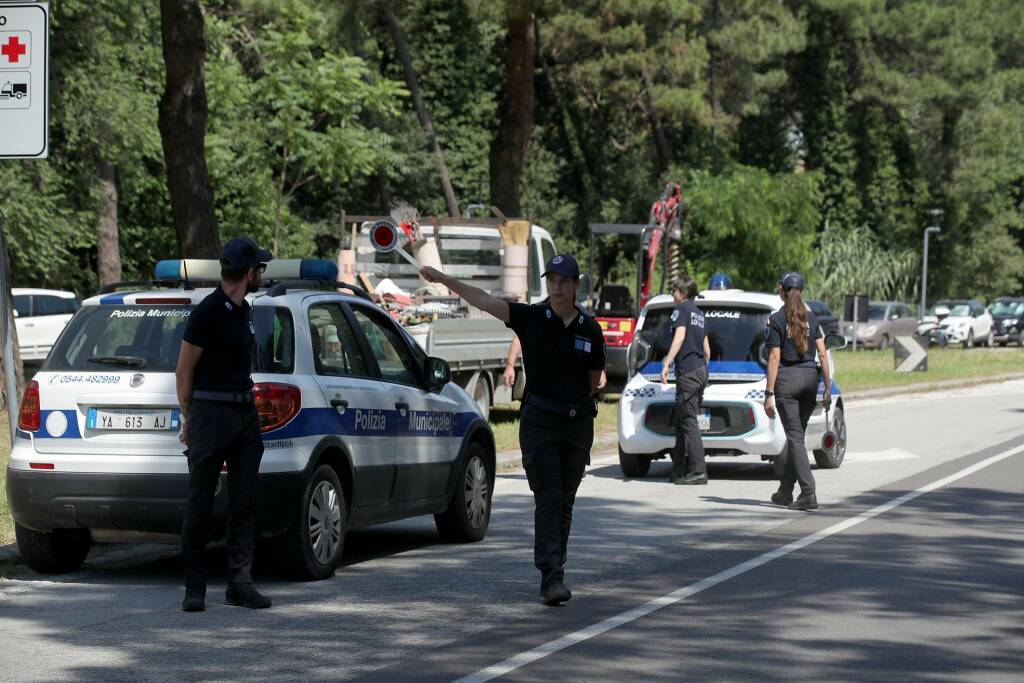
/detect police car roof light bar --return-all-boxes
[154,259,339,282]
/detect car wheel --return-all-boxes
[813,406,846,469]
[878,335,889,351]
[473,376,491,421]
[986,330,994,347]
[619,447,651,477]
[964,330,974,349]
[15,524,91,574]
[998,341,1008,347]
[274,464,345,580]
[435,442,493,542]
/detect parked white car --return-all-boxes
[12,288,80,362]
[929,299,994,348]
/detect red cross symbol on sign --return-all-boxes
[2,36,28,64]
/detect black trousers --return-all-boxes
[519,403,593,591]
[775,366,818,495]
[182,399,264,588]
[672,365,709,477]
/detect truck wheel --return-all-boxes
[274,465,345,581]
[813,406,846,469]
[15,524,91,574]
[473,376,491,421]
[435,442,493,542]
[619,447,651,477]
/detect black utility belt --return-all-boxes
[780,360,818,369]
[192,389,254,404]
[524,393,597,419]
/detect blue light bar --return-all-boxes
[154,259,339,282]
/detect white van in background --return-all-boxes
[12,288,80,363]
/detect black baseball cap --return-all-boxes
[779,271,805,291]
[220,236,273,269]
[542,254,580,280]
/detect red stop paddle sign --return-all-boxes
[370,219,401,253]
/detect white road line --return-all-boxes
[455,443,1024,683]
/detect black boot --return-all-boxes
[182,585,206,612]
[543,579,571,606]
[677,473,708,485]
[788,493,818,511]
[225,583,272,609]
[771,489,794,506]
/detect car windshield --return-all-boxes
[809,301,832,317]
[44,304,295,373]
[990,301,1024,316]
[867,305,887,320]
[940,304,971,317]
[638,304,769,363]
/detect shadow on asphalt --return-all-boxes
[589,458,780,483]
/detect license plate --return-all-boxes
[87,408,180,431]
[698,410,711,432]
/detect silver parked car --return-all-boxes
[840,301,918,350]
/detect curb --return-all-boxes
[496,431,618,469]
[840,371,1024,401]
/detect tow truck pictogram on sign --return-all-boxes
[0,32,31,69]
[0,72,30,109]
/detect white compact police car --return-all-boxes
[7,259,495,580]
[617,288,847,477]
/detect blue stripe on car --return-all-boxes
[264,407,477,440]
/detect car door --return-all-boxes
[31,295,75,359]
[897,305,916,336]
[347,303,458,504]
[305,300,396,508]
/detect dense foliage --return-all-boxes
[1,0,1021,308]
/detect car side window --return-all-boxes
[12,295,30,318]
[34,295,71,316]
[307,303,370,378]
[351,306,420,386]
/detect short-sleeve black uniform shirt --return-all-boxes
[183,287,255,392]
[670,300,707,373]
[765,305,821,367]
[506,302,606,406]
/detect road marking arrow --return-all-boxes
[895,336,927,373]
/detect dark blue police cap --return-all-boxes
[779,271,805,291]
[220,236,273,269]
[542,253,580,280]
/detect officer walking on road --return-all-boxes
[420,254,606,606]
[763,272,832,511]
[176,236,274,612]
[660,277,711,485]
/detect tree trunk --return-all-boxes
[96,159,122,287]
[489,7,535,217]
[0,221,25,419]
[642,71,671,176]
[158,0,220,258]
[380,1,460,218]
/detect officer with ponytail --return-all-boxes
[763,272,831,511]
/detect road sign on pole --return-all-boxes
[894,335,929,373]
[0,2,48,158]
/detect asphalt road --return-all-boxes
[1,380,1022,681]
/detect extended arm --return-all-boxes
[420,266,510,322]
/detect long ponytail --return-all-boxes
[785,288,808,355]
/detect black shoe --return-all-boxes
[225,583,272,609]
[771,489,794,506]
[543,579,571,606]
[788,493,818,511]
[182,585,206,612]
[676,473,708,486]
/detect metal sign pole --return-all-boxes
[0,220,19,443]
[852,297,858,353]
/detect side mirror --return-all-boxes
[890,313,899,321]
[824,333,847,351]
[424,356,451,392]
[627,338,652,378]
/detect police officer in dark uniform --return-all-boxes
[176,236,274,612]
[419,255,606,606]
[763,272,832,511]
[659,277,711,484]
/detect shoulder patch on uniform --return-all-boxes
[671,309,679,321]
[545,308,553,319]
[224,301,233,310]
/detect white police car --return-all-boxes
[617,288,847,477]
[6,259,495,580]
